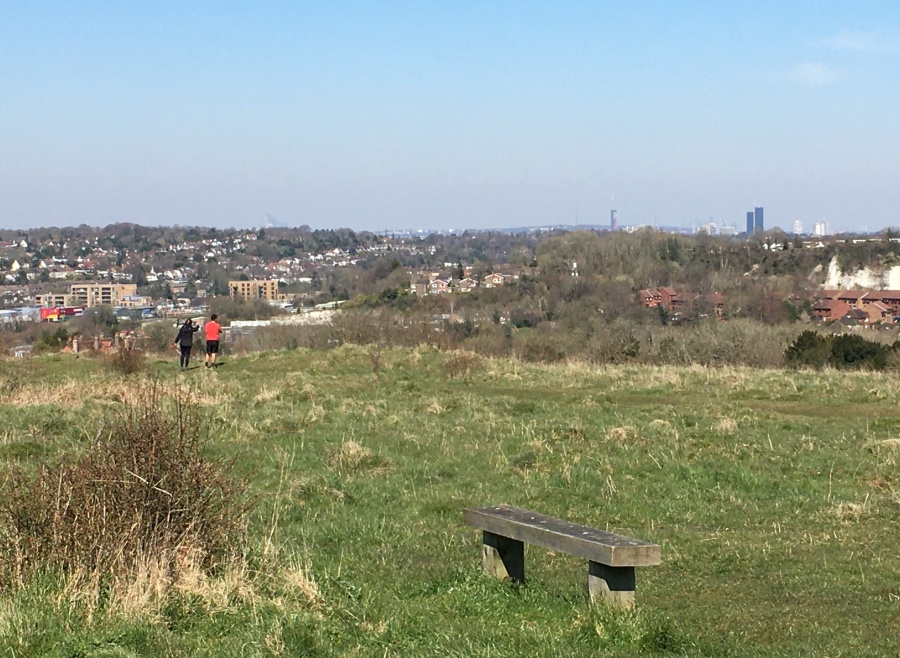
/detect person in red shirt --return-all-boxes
[204,313,222,369]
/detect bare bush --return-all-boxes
[0,380,251,588]
[105,345,147,375]
[444,351,483,379]
[250,325,307,351]
[141,320,176,354]
[516,329,567,363]
[458,323,512,358]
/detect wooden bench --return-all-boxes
[463,504,661,608]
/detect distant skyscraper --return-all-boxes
[814,220,829,237]
[746,211,754,235]
[792,220,803,235]
[610,209,618,232]
[754,207,764,233]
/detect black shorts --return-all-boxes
[206,340,219,355]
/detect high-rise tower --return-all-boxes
[610,209,618,232]
[754,207,764,233]
[746,211,754,235]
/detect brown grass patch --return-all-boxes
[281,557,325,612]
[830,499,872,523]
[605,426,639,443]
[714,417,739,434]
[327,440,389,476]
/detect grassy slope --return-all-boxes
[1,347,899,657]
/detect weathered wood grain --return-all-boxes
[463,505,661,567]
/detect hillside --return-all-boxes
[1,348,899,656]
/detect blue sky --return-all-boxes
[1,1,898,232]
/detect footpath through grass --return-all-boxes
[1,346,899,656]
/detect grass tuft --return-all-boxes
[327,441,389,476]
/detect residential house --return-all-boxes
[429,278,451,295]
[863,301,893,324]
[835,290,866,309]
[861,290,900,314]
[812,299,850,321]
[657,286,678,308]
[668,291,699,309]
[483,273,507,288]
[639,289,662,308]
[841,308,871,327]
[706,292,726,319]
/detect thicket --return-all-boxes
[784,330,896,370]
[0,381,250,591]
[238,304,900,371]
[239,309,810,369]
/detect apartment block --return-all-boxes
[228,279,279,301]
[34,293,73,307]
[68,283,138,308]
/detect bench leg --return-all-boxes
[588,561,635,608]
[481,531,524,583]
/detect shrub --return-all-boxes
[830,333,889,370]
[517,330,566,363]
[0,380,251,588]
[785,330,892,370]
[251,324,306,351]
[444,351,483,379]
[33,326,68,354]
[105,345,147,375]
[141,320,177,353]
[784,330,831,368]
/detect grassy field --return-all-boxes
[1,346,899,656]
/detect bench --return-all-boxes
[463,504,661,608]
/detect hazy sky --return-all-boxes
[2,1,899,233]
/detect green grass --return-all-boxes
[1,347,899,656]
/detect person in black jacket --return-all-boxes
[174,319,200,369]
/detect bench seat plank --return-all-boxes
[463,504,661,567]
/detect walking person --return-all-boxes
[204,313,222,369]
[174,318,199,370]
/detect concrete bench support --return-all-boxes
[482,531,525,582]
[589,561,636,608]
[464,504,660,608]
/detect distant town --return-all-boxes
[2,215,900,357]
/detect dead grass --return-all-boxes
[646,419,677,438]
[305,403,327,424]
[254,386,281,404]
[829,499,873,523]
[0,372,236,411]
[281,557,325,612]
[327,441,389,476]
[714,417,739,434]
[605,426,639,443]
